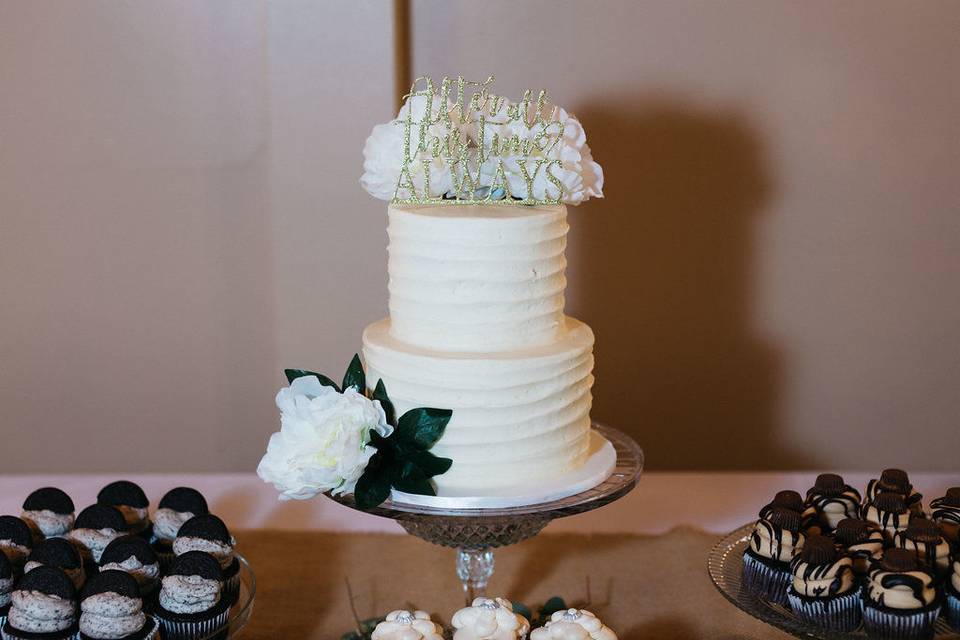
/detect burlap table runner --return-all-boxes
[236,526,790,639]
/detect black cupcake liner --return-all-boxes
[788,588,861,632]
[742,551,791,605]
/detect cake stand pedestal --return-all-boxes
[327,423,643,604]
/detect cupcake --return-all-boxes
[758,490,805,520]
[867,469,924,517]
[22,489,75,542]
[786,535,860,631]
[0,517,34,575]
[371,611,445,640]
[154,551,230,640]
[863,493,912,544]
[172,516,238,604]
[151,489,208,569]
[68,506,127,569]
[25,539,86,591]
[742,507,804,604]
[862,548,941,640]
[79,570,158,640]
[96,483,150,540]
[530,608,618,640]
[2,565,79,640]
[451,598,530,640]
[930,487,960,550]
[835,518,884,577]
[98,537,160,604]
[804,473,862,534]
[0,554,12,629]
[894,518,952,578]
[945,554,960,631]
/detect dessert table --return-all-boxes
[0,472,955,639]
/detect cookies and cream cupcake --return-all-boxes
[863,493,912,544]
[834,518,884,577]
[867,469,923,517]
[151,489,208,569]
[786,535,859,631]
[945,555,960,631]
[804,473,862,534]
[22,489,75,542]
[0,554,11,629]
[930,487,960,550]
[530,608,618,640]
[154,551,230,640]
[172,515,238,604]
[371,611,445,640]
[862,548,941,640]
[68,506,128,567]
[0,516,34,575]
[98,537,160,604]
[742,507,804,604]
[893,518,952,578]
[2,565,79,640]
[26,538,86,591]
[79,570,158,640]
[451,597,530,640]
[96,483,151,540]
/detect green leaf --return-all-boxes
[400,449,453,478]
[395,407,452,450]
[342,354,366,393]
[284,369,341,391]
[372,379,396,425]
[513,602,532,622]
[393,460,436,496]
[354,469,392,510]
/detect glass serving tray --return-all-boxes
[708,523,959,639]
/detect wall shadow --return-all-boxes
[569,97,810,469]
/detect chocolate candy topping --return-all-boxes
[177,514,232,545]
[22,487,75,515]
[0,515,33,548]
[168,550,223,581]
[878,468,911,493]
[770,490,804,513]
[799,535,837,564]
[159,487,209,516]
[28,538,82,570]
[100,535,158,567]
[17,565,76,600]
[835,518,872,546]
[82,569,140,600]
[812,473,845,496]
[75,504,128,532]
[904,518,941,544]
[97,481,149,509]
[873,492,907,513]
[882,548,919,572]
[943,487,960,507]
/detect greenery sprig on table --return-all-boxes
[285,355,453,510]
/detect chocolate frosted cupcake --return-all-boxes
[930,487,960,550]
[22,490,75,542]
[154,551,229,640]
[804,473,862,534]
[835,518,884,577]
[862,548,941,640]
[98,537,160,605]
[172,516,238,604]
[25,539,85,591]
[151,489,208,570]
[945,555,960,631]
[0,517,34,575]
[68,506,127,569]
[787,535,860,631]
[893,518,952,579]
[867,469,924,517]
[742,507,804,604]
[863,493,912,544]
[96,483,150,541]
[79,571,158,640]
[0,554,12,629]
[2,565,79,640]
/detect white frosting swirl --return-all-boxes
[950,558,959,594]
[862,504,909,541]
[80,593,146,639]
[530,609,617,640]
[452,597,530,640]
[790,556,855,597]
[24,561,85,590]
[152,508,194,543]
[372,610,445,640]
[159,574,220,615]
[8,590,76,633]
[866,567,938,610]
[0,541,30,567]
[100,556,160,589]
[172,536,234,569]
[69,528,121,563]
[749,519,804,563]
[894,531,953,575]
[21,510,74,539]
[0,576,13,609]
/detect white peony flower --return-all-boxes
[452,597,530,640]
[372,610,445,640]
[529,610,617,640]
[257,376,393,500]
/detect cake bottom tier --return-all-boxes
[362,317,595,495]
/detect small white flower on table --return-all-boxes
[452,597,530,640]
[529,609,617,640]
[371,610,444,640]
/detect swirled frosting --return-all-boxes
[0,541,30,567]
[749,519,804,563]
[159,574,220,615]
[80,593,146,639]
[866,564,938,610]
[451,597,530,640]
[100,556,160,590]
[530,609,618,640]
[69,528,121,563]
[806,489,861,531]
[152,508,195,543]
[24,561,85,590]
[172,537,234,569]
[790,554,855,598]
[862,503,909,541]
[931,491,960,545]
[8,590,76,633]
[0,576,12,609]
[21,510,74,539]
[837,528,884,574]
[371,610,445,640]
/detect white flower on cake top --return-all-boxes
[451,597,531,640]
[371,610,445,640]
[530,609,617,640]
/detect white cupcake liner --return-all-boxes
[946,592,960,632]
[788,589,861,632]
[155,606,230,640]
[742,552,791,605]
[862,601,941,640]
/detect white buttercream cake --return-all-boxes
[362,204,595,494]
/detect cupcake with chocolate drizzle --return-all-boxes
[99,536,160,605]
[804,473,862,534]
[0,553,12,629]
[862,548,941,640]
[97,482,151,540]
[68,505,128,569]
[930,487,960,550]
[893,518,952,579]
[787,535,860,632]
[0,516,34,575]
[2,565,79,640]
[21,488,75,542]
[867,469,924,517]
[834,518,884,577]
[863,493,912,544]
[151,488,208,570]
[742,507,805,604]
[154,551,230,640]
[172,515,239,604]
[945,553,960,631]
[79,570,158,640]
[26,538,86,591]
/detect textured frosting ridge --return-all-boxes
[159,575,220,614]
[0,576,12,609]
[80,593,146,639]
[21,510,74,539]
[172,537,234,569]
[152,508,195,543]
[8,591,76,633]
[100,557,160,589]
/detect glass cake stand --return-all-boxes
[208,553,257,639]
[327,423,643,604]
[708,523,960,639]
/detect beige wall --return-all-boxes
[2,1,958,472]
